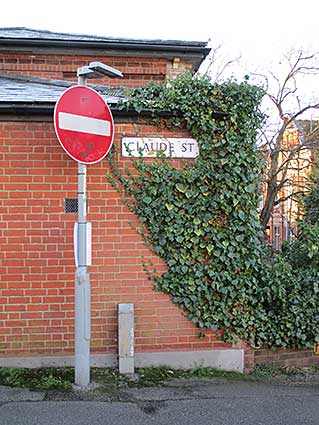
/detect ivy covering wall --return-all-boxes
[108,72,319,349]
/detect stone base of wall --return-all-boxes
[253,347,319,368]
[2,347,318,374]
[0,349,244,373]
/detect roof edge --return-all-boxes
[0,27,209,48]
[0,72,126,98]
[0,28,211,70]
[0,102,228,120]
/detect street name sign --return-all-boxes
[122,137,199,158]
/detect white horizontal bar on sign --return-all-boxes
[59,112,111,137]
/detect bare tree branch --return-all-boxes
[201,43,241,83]
[259,50,319,228]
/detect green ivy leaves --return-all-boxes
[109,72,318,350]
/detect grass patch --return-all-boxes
[91,368,130,389]
[0,367,73,390]
[0,365,245,391]
[128,366,244,387]
[251,364,319,378]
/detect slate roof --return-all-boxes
[0,72,124,103]
[0,27,210,59]
[0,72,227,119]
[0,27,111,41]
[0,72,126,116]
[0,27,207,47]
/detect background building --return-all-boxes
[265,119,319,250]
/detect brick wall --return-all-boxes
[1,119,316,369]
[254,347,319,368]
[165,57,193,80]
[2,46,314,369]
[0,119,233,358]
[0,52,175,87]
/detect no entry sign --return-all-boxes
[54,85,114,164]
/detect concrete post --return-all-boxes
[118,303,134,374]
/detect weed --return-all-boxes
[0,367,73,390]
[129,366,244,387]
[251,364,319,378]
[0,365,246,391]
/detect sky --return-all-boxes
[2,0,318,69]
[1,0,319,111]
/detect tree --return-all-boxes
[199,42,241,83]
[303,161,319,224]
[255,50,319,229]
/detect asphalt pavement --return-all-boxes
[1,376,318,425]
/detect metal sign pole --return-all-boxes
[75,75,90,387]
[53,62,122,387]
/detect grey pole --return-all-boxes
[75,74,91,387]
[72,63,122,387]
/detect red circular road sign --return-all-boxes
[54,85,114,164]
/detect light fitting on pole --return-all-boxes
[77,62,123,79]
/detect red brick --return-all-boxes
[1,105,235,361]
